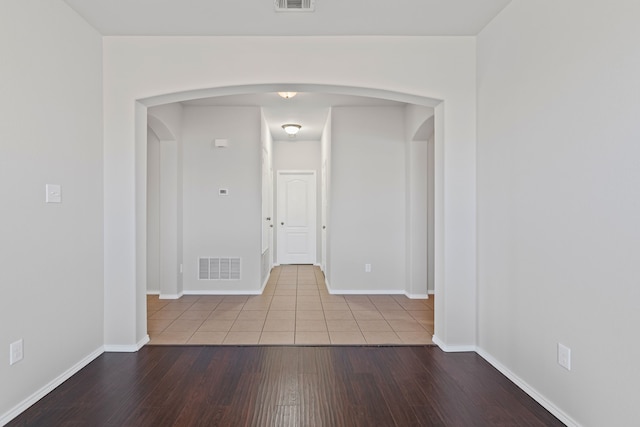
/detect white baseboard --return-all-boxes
[260,272,270,293]
[328,288,405,295]
[0,346,104,426]
[104,335,149,353]
[432,335,477,353]
[476,347,579,427]
[323,281,426,299]
[405,293,428,299]
[159,292,183,300]
[146,290,160,295]
[428,289,435,295]
[182,289,262,295]
[137,335,150,349]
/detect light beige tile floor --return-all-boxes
[147,265,434,345]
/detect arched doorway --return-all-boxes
[131,83,444,348]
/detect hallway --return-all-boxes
[148,265,434,345]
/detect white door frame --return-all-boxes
[321,160,328,273]
[276,170,317,265]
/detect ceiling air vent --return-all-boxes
[275,0,315,12]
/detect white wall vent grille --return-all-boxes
[198,258,241,280]
[275,0,315,12]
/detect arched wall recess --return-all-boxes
[147,114,175,141]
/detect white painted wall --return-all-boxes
[320,112,332,277]
[147,104,184,299]
[273,139,322,265]
[0,0,103,422]
[182,106,262,292]
[102,36,477,349]
[329,106,406,292]
[407,140,429,298]
[477,1,640,425]
[146,128,161,293]
[159,140,179,297]
[260,111,274,284]
[426,134,435,294]
[405,105,435,297]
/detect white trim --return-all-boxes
[146,290,160,295]
[138,335,150,349]
[323,281,401,295]
[159,292,183,300]
[104,335,149,353]
[405,293,428,299]
[260,271,271,293]
[0,346,104,426]
[328,288,405,295]
[476,347,580,427]
[432,335,476,353]
[428,289,435,295]
[182,289,263,295]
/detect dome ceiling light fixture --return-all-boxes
[282,124,301,135]
[277,91,297,99]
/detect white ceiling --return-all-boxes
[67,0,506,139]
[63,0,511,36]
[183,92,407,140]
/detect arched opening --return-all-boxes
[108,84,445,351]
[132,83,444,347]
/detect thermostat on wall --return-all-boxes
[219,188,229,196]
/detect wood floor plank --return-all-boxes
[7,346,564,427]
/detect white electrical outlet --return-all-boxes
[365,263,372,273]
[558,343,571,371]
[10,339,23,365]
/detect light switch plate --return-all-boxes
[46,184,62,203]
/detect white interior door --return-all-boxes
[277,171,316,265]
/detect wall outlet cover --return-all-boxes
[10,339,23,365]
[558,343,571,371]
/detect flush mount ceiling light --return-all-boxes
[277,91,297,99]
[282,124,301,135]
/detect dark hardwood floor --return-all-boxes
[8,346,563,426]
